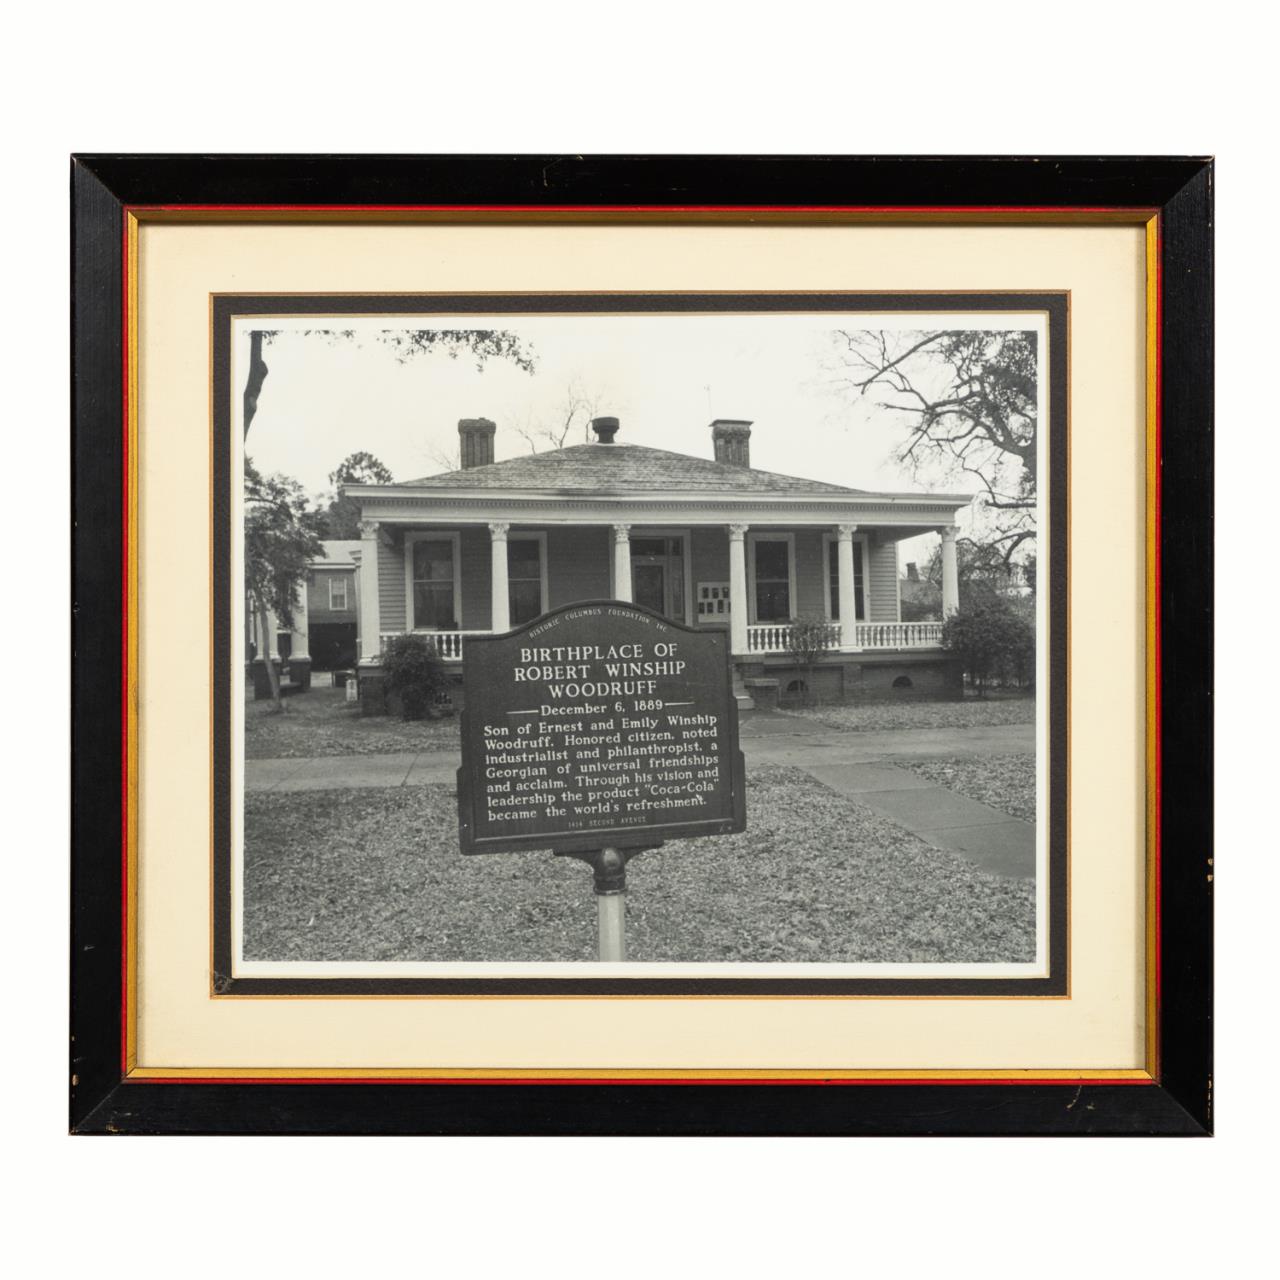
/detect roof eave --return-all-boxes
[343,483,974,508]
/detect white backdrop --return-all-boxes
[6,3,1269,1277]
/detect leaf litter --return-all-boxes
[244,766,1034,964]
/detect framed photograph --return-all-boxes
[71,155,1212,1134]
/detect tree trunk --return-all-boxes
[253,593,285,712]
[243,330,269,437]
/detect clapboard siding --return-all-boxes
[689,527,729,580]
[868,539,900,622]
[793,529,826,618]
[375,523,904,632]
[458,527,490,629]
[376,534,406,632]
[547,526,610,607]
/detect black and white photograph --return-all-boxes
[229,298,1058,986]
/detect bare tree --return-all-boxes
[832,329,1037,563]
[513,379,610,453]
[418,440,463,475]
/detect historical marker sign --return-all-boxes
[457,600,747,855]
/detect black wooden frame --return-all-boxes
[71,155,1213,1135]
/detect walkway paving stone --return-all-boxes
[802,764,1034,879]
[924,821,1036,879]
[801,762,935,794]
[856,785,1017,831]
[404,755,460,786]
[247,751,419,792]
[243,757,310,793]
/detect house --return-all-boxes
[341,417,971,711]
[303,539,361,670]
[247,539,362,697]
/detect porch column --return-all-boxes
[728,523,749,655]
[940,526,960,617]
[489,521,510,632]
[612,523,633,602]
[836,523,859,651]
[290,575,310,661]
[350,550,364,659]
[264,603,281,660]
[358,519,382,661]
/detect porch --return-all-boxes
[378,619,947,662]
[353,516,960,664]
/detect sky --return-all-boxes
[241,312,1043,570]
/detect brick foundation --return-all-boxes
[739,652,963,706]
[743,676,779,711]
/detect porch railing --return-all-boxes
[378,620,946,662]
[745,620,944,654]
[746,622,842,654]
[853,621,945,649]
[379,630,489,661]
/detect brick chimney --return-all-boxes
[590,416,620,444]
[458,417,496,469]
[711,419,752,467]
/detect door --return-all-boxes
[630,536,685,621]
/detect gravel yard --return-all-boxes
[784,694,1035,734]
[244,765,1034,964]
[900,753,1037,824]
[245,686,459,758]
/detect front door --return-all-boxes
[630,536,685,622]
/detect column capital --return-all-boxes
[939,525,958,543]
[836,523,858,539]
[359,519,381,539]
[612,522,632,543]
[727,523,749,540]
[488,520,510,539]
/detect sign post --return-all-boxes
[554,846,643,961]
[457,600,746,960]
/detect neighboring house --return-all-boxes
[342,416,971,711]
[247,540,362,696]
[304,540,361,670]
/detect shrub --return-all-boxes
[941,599,1035,696]
[381,634,449,720]
[785,615,837,705]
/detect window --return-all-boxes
[411,537,458,629]
[508,536,545,626]
[752,538,791,622]
[328,575,348,611]
[827,540,866,622]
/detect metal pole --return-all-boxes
[597,882,626,962]
[556,844,656,963]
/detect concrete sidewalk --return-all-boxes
[248,750,458,792]
[741,722,1033,767]
[800,761,1034,879]
[244,721,1033,794]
